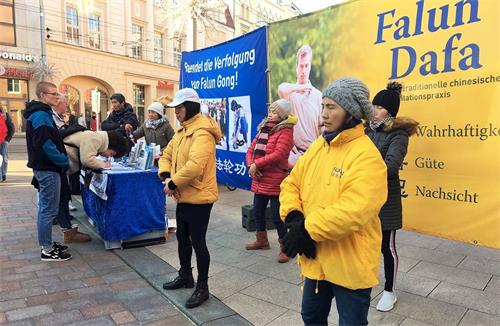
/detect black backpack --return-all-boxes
[60,124,86,139]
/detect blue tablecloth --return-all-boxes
[82,168,166,241]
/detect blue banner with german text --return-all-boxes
[179,27,268,190]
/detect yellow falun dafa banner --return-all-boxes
[268,0,500,248]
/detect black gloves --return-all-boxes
[167,180,177,190]
[285,210,304,224]
[283,210,316,259]
[159,172,170,181]
[159,172,177,190]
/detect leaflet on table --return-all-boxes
[108,162,134,171]
[89,173,108,200]
[127,140,158,170]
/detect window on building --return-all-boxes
[65,6,80,45]
[240,23,249,35]
[154,32,164,64]
[88,13,101,49]
[173,38,183,67]
[240,4,250,21]
[133,84,145,123]
[0,0,15,46]
[240,5,245,20]
[131,24,143,59]
[7,79,20,93]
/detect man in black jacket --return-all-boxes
[0,104,15,182]
[101,93,139,139]
[24,81,72,262]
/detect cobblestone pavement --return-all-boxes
[150,181,500,325]
[0,137,194,326]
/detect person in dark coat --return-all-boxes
[365,81,418,312]
[63,112,77,126]
[50,96,91,243]
[245,99,297,263]
[0,104,15,182]
[24,81,72,262]
[102,93,139,139]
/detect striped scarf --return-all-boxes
[145,117,166,129]
[369,116,392,131]
[253,120,277,158]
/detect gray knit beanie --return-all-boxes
[269,99,292,120]
[322,77,373,121]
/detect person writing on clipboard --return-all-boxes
[62,129,129,174]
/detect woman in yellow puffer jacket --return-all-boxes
[280,77,388,326]
[158,88,221,310]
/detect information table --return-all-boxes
[81,167,166,249]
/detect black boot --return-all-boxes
[162,268,194,290]
[185,282,209,309]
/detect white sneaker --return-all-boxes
[68,201,77,211]
[376,290,397,312]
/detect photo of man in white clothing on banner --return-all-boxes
[278,45,322,167]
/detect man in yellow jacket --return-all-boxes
[280,77,388,326]
[158,88,222,309]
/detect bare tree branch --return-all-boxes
[155,0,228,49]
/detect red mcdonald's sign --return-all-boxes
[1,67,33,79]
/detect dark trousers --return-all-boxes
[301,278,371,326]
[69,171,81,195]
[253,194,287,239]
[56,173,72,229]
[176,203,213,285]
[381,230,398,291]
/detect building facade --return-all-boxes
[0,0,42,132]
[44,0,182,126]
[1,0,299,131]
[228,0,300,36]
